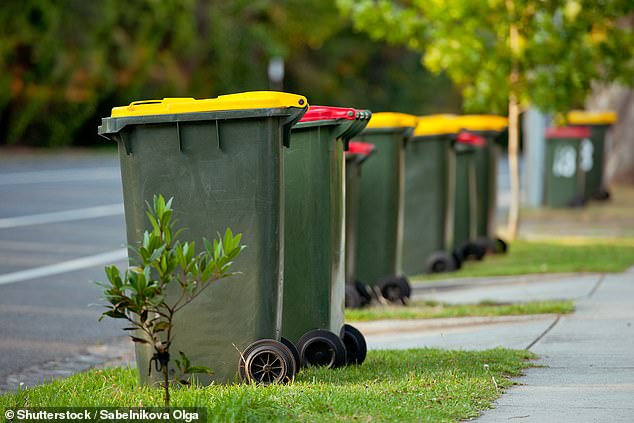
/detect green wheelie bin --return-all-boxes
[453,115,509,254]
[283,106,369,368]
[353,112,418,304]
[345,141,376,309]
[98,91,307,385]
[402,115,461,274]
[543,126,592,208]
[567,110,617,201]
[452,131,489,261]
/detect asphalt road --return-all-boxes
[0,150,129,381]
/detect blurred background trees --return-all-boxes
[337,0,634,237]
[0,0,460,147]
[2,0,632,189]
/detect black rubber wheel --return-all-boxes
[239,339,296,384]
[297,329,347,368]
[377,275,411,304]
[495,237,508,254]
[355,280,373,307]
[475,237,498,254]
[342,324,367,366]
[280,336,301,371]
[345,284,362,309]
[425,251,456,273]
[452,251,463,270]
[460,242,487,261]
[592,189,610,201]
[567,194,587,208]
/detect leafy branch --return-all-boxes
[97,194,245,405]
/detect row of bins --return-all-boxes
[98,91,615,388]
[99,93,369,386]
[345,113,509,307]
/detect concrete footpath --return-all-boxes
[356,269,634,422]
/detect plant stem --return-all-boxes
[163,363,170,406]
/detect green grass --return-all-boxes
[346,299,575,322]
[414,238,634,281]
[0,349,535,422]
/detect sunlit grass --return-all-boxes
[346,299,574,322]
[0,349,535,422]
[414,239,634,281]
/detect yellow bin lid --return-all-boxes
[110,91,308,117]
[567,110,617,125]
[366,112,418,129]
[453,115,508,132]
[414,114,461,136]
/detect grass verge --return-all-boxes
[414,238,634,281]
[345,299,574,322]
[0,348,534,422]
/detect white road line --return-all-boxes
[0,248,128,286]
[0,167,120,185]
[0,204,124,229]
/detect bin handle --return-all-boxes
[128,100,163,110]
[281,106,309,148]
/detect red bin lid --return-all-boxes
[347,141,375,157]
[456,131,486,147]
[299,105,357,122]
[546,126,591,139]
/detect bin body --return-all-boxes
[452,116,508,240]
[567,111,617,199]
[543,126,591,207]
[583,125,607,197]
[98,93,307,384]
[345,156,362,285]
[282,108,365,345]
[402,134,454,275]
[472,139,499,238]
[352,113,417,286]
[452,143,477,249]
[345,142,375,285]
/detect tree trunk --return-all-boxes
[506,11,521,240]
[507,96,521,239]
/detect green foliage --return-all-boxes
[97,194,245,404]
[1,0,460,147]
[338,0,634,113]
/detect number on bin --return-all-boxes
[553,145,576,178]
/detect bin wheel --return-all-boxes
[495,237,508,254]
[377,275,411,304]
[452,251,463,270]
[239,339,296,385]
[425,251,456,273]
[342,324,367,366]
[592,189,610,201]
[280,336,301,370]
[355,280,373,306]
[345,284,362,309]
[566,195,587,208]
[297,329,347,368]
[460,242,487,261]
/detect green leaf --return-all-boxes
[102,309,127,319]
[149,245,165,263]
[185,366,214,375]
[153,321,170,332]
